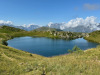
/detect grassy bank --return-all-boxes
[85,30,100,43]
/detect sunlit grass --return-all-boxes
[85,30,100,43]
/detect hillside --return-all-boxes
[34,27,62,31]
[0,26,100,75]
[0,26,25,45]
[85,30,100,43]
[0,25,25,33]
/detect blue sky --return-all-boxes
[0,0,100,26]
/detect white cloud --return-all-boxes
[27,24,35,27]
[60,16,99,30]
[0,20,13,26]
[22,23,40,28]
[84,3,100,10]
[48,22,53,27]
[47,16,100,31]
[22,24,27,27]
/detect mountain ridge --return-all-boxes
[0,23,100,32]
[33,27,62,31]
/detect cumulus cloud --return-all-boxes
[47,16,100,31]
[22,23,40,28]
[0,20,13,26]
[48,22,53,27]
[84,3,100,10]
[59,16,100,30]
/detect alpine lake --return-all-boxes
[7,36,99,57]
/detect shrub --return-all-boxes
[30,54,32,56]
[2,40,8,46]
[68,46,82,53]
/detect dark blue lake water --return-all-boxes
[7,37,99,57]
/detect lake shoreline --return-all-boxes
[7,36,99,57]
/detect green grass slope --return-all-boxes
[0,26,25,45]
[0,25,25,33]
[85,30,100,43]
